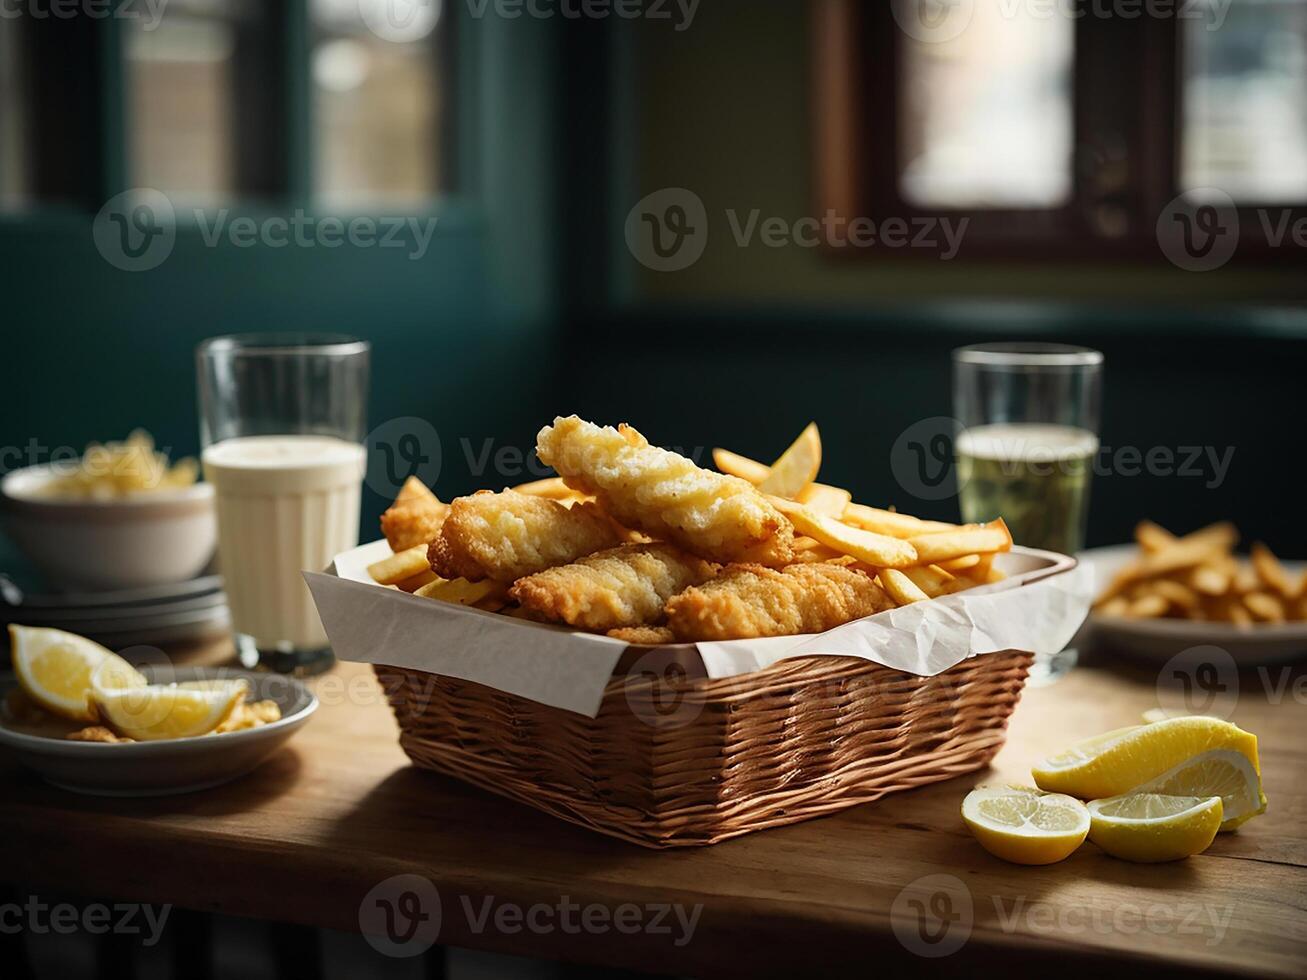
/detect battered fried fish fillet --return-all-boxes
[380,477,448,551]
[428,488,619,583]
[510,543,716,632]
[607,625,676,645]
[665,562,893,641]
[535,416,795,566]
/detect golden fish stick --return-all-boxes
[665,562,892,641]
[428,489,619,583]
[535,416,795,566]
[510,543,716,631]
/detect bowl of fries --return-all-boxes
[0,432,216,591]
[1087,521,1307,664]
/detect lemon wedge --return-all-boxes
[10,625,147,722]
[1135,749,1266,831]
[1088,793,1224,862]
[92,679,248,741]
[962,786,1090,865]
[1031,717,1264,826]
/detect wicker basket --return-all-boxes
[374,648,1033,848]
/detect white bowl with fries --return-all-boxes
[1085,521,1307,665]
[1,464,216,592]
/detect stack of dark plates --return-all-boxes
[0,574,230,650]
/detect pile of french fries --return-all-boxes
[368,423,1014,628]
[1095,521,1307,625]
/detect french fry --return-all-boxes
[907,520,1012,566]
[797,482,853,517]
[1147,579,1201,614]
[901,564,956,598]
[938,554,981,573]
[512,477,577,500]
[368,545,432,586]
[395,569,440,593]
[758,422,822,498]
[1097,596,1129,617]
[880,568,930,606]
[415,578,506,607]
[1126,594,1169,619]
[1187,563,1231,597]
[770,497,919,568]
[1244,591,1286,623]
[793,536,844,562]
[1250,542,1293,597]
[1135,520,1176,553]
[843,502,956,538]
[711,447,771,484]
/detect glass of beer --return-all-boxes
[953,343,1102,682]
[197,334,370,674]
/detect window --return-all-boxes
[1181,0,1307,202]
[0,16,29,210]
[127,0,248,205]
[813,0,1307,260]
[311,0,447,208]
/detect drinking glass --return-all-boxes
[197,334,370,674]
[953,342,1103,682]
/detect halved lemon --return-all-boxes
[1032,717,1262,808]
[962,786,1090,865]
[1088,793,1223,863]
[10,625,147,722]
[92,679,248,741]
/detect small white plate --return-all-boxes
[1079,545,1307,666]
[0,666,317,796]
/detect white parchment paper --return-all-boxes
[306,540,1094,718]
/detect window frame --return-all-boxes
[811,0,1307,264]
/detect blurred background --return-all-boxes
[2,0,1306,558]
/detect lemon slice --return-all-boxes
[1088,793,1223,863]
[92,679,248,741]
[962,786,1090,865]
[1032,717,1262,803]
[1135,749,1266,831]
[9,625,147,722]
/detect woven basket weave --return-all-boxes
[374,649,1033,848]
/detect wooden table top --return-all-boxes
[1,651,1304,978]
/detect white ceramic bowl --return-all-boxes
[0,463,217,591]
[0,666,316,796]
